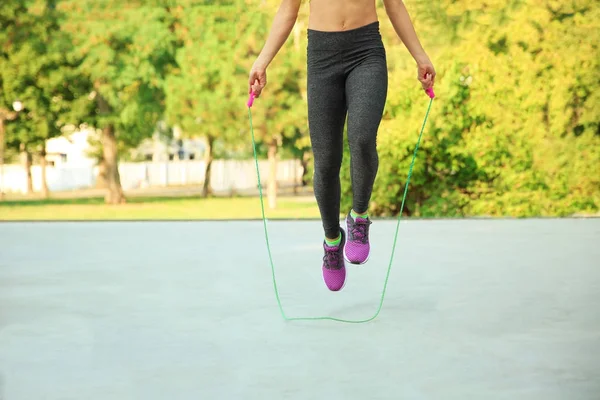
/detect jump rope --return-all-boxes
[247,85,435,323]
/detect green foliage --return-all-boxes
[2,0,598,215]
[58,0,178,149]
[164,1,309,160]
[0,0,88,152]
[347,0,599,217]
[165,1,245,157]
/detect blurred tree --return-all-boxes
[343,0,599,217]
[1,0,595,217]
[240,0,308,208]
[0,0,90,198]
[449,0,600,216]
[165,1,245,197]
[58,0,178,203]
[166,0,309,205]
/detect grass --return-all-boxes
[0,195,322,221]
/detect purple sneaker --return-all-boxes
[322,229,346,291]
[344,212,372,264]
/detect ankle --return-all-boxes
[351,209,368,219]
[325,233,341,247]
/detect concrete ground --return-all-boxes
[0,219,599,400]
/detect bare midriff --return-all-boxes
[307,0,379,32]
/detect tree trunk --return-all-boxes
[0,111,17,199]
[20,144,33,195]
[95,158,108,189]
[94,85,123,203]
[40,147,49,199]
[301,151,309,186]
[267,137,277,209]
[102,125,126,204]
[26,153,33,195]
[201,135,214,198]
[0,118,5,200]
[293,159,298,195]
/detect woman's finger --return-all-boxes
[249,74,257,94]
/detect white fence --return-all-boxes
[0,159,303,194]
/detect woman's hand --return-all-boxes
[248,63,267,98]
[247,0,300,98]
[382,0,436,93]
[416,55,436,92]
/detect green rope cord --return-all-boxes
[248,97,434,323]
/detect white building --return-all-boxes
[45,127,97,167]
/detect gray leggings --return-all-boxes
[307,21,388,238]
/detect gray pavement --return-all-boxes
[0,219,599,400]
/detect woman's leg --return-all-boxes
[307,46,348,291]
[346,49,387,213]
[344,47,388,264]
[307,57,347,241]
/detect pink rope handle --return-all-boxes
[426,87,435,99]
